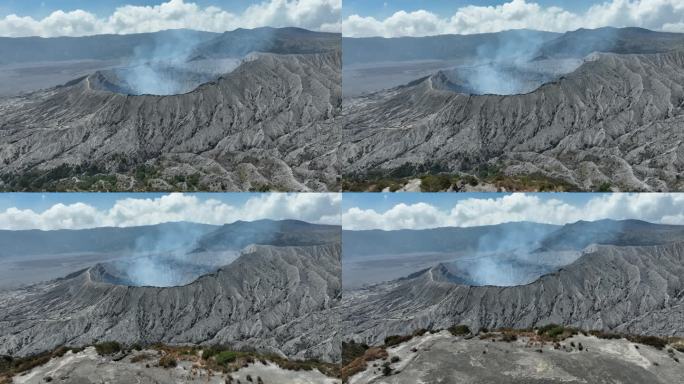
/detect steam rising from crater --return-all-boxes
[438,31,584,95]
[109,30,241,95]
[445,220,631,286]
[102,222,238,287]
[100,220,316,287]
[446,224,579,287]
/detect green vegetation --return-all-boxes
[383,335,412,347]
[214,351,241,365]
[171,173,202,190]
[343,163,581,192]
[1,342,341,382]
[342,341,369,365]
[536,324,578,341]
[628,335,668,350]
[0,162,120,191]
[420,174,458,192]
[94,341,122,356]
[596,182,612,192]
[588,330,667,349]
[197,345,338,377]
[248,184,272,192]
[448,325,471,336]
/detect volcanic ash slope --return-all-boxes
[0,50,341,192]
[0,243,342,362]
[341,51,684,191]
[342,242,684,346]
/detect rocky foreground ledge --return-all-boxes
[1,343,341,384]
[343,328,684,384]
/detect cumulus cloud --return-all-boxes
[0,193,341,230]
[0,0,340,37]
[342,0,684,37]
[342,193,684,230]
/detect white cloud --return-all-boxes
[342,193,684,230]
[0,0,340,37]
[342,0,684,37]
[0,193,341,230]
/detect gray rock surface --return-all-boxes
[341,50,684,191]
[342,242,684,346]
[0,243,342,362]
[0,49,341,191]
[348,331,684,384]
[11,347,341,384]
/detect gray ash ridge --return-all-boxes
[0,27,341,192]
[342,219,684,346]
[0,220,342,363]
[341,27,684,191]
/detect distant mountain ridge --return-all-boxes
[343,27,684,65]
[0,219,338,257]
[0,27,339,65]
[343,219,684,258]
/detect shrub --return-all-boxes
[94,342,121,356]
[420,174,453,192]
[597,182,612,192]
[158,355,177,368]
[448,325,471,336]
[537,324,577,340]
[342,341,369,365]
[215,351,240,365]
[382,362,392,376]
[383,335,412,347]
[589,330,622,340]
[501,334,517,342]
[202,346,224,360]
[51,347,69,358]
[629,335,667,350]
[131,353,152,363]
[390,356,400,363]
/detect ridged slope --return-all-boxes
[342,242,684,345]
[0,243,342,362]
[0,50,341,191]
[341,51,684,191]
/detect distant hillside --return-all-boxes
[0,222,216,257]
[0,29,218,65]
[342,222,557,258]
[343,29,558,65]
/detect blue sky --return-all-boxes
[0,192,258,212]
[341,193,684,230]
[0,0,341,37]
[342,192,593,212]
[0,193,340,230]
[0,1,247,18]
[342,0,599,18]
[341,0,684,37]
